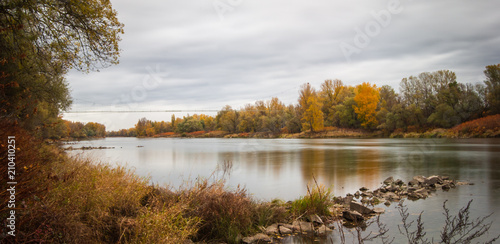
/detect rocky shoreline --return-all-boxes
[242,175,472,243]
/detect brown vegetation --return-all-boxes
[448,114,500,138]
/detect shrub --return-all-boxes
[291,179,333,217]
[449,114,500,138]
[253,200,288,228]
[180,179,254,243]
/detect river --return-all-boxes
[65,137,500,242]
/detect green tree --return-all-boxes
[484,64,500,114]
[284,104,302,133]
[377,85,399,130]
[176,116,203,133]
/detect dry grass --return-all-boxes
[291,178,334,217]
[0,122,200,243]
[449,114,500,138]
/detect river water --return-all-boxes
[65,137,500,242]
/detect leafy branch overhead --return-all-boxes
[1,0,124,71]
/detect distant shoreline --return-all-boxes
[104,126,500,140]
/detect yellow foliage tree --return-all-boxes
[302,95,324,132]
[353,82,380,129]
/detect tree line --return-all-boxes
[109,64,500,137]
[40,120,106,139]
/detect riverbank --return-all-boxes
[109,115,500,139]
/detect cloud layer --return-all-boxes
[63,0,500,130]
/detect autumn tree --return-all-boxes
[264,97,286,133]
[135,117,153,137]
[0,0,123,135]
[484,64,500,115]
[216,105,240,133]
[1,0,123,71]
[238,103,260,133]
[320,79,345,126]
[299,83,324,132]
[353,82,380,129]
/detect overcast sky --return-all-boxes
[62,0,500,130]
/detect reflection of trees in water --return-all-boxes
[356,150,380,187]
[488,154,500,206]
[237,149,287,178]
[297,145,384,193]
[299,148,325,183]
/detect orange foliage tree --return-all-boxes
[353,82,380,129]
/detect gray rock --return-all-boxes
[343,210,364,222]
[383,176,394,185]
[279,225,293,235]
[242,233,271,243]
[384,201,391,206]
[359,186,369,192]
[280,223,295,231]
[343,195,354,206]
[292,221,314,233]
[395,179,404,186]
[385,185,398,192]
[408,192,422,200]
[407,187,418,192]
[265,224,279,235]
[350,201,374,215]
[414,188,429,198]
[413,175,426,184]
[408,179,419,187]
[424,175,442,186]
[373,207,385,214]
[317,225,333,236]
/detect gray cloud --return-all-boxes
[63,0,500,130]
